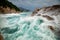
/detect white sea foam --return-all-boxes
[0,12,60,40]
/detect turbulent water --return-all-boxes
[0,12,59,40]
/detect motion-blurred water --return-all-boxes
[0,12,58,40]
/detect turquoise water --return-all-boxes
[0,12,58,40]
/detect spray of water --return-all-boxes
[0,13,57,40]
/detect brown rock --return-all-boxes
[42,15,54,20]
[0,34,3,40]
[0,6,20,14]
[31,5,60,16]
[48,26,55,31]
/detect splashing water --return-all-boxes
[0,12,58,40]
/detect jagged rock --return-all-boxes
[0,0,20,13]
[32,5,60,16]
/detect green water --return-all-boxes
[0,12,58,40]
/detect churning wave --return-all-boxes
[0,12,58,40]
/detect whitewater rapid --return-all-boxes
[0,12,59,40]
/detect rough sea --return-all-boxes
[0,12,59,40]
